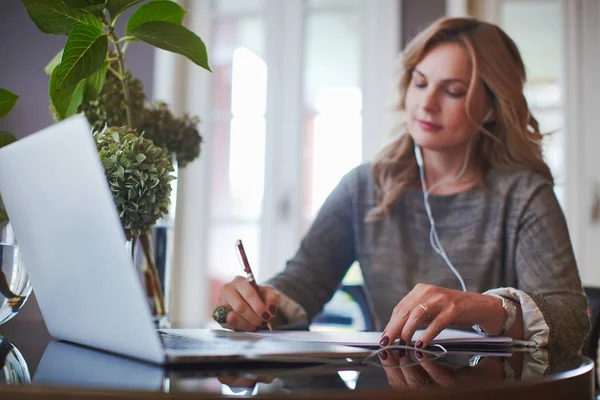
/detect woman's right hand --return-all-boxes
[216,276,281,331]
[377,349,507,390]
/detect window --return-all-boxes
[498,0,565,204]
[202,0,399,325]
[302,1,363,226]
[206,2,267,313]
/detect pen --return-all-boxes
[235,239,273,331]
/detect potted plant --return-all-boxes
[20,0,211,326]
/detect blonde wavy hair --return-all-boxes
[369,17,553,219]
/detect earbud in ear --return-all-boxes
[482,109,493,124]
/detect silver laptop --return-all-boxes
[0,115,369,365]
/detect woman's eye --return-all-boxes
[414,81,426,88]
[447,90,465,98]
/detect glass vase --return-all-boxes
[127,237,170,329]
[0,223,32,326]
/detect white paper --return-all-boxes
[249,327,513,347]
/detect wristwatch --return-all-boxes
[473,294,518,336]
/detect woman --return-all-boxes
[214,17,590,351]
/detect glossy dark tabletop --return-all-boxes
[0,321,594,399]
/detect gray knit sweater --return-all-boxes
[268,163,590,350]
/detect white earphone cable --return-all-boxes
[414,135,476,293]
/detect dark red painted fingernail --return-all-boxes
[415,340,424,349]
[261,312,270,321]
[399,338,406,346]
[269,305,277,315]
[379,351,388,360]
[415,350,423,360]
[380,336,389,347]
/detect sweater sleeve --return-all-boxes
[266,167,359,323]
[510,182,589,350]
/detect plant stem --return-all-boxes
[131,236,137,260]
[107,65,121,79]
[107,28,166,320]
[116,36,136,43]
[108,29,133,129]
[139,233,166,316]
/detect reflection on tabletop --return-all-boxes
[0,335,30,386]
[3,337,585,395]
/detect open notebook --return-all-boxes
[250,327,525,349]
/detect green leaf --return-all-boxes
[63,0,105,8]
[53,24,108,91]
[50,69,86,120]
[0,132,17,148]
[47,51,107,111]
[0,89,19,119]
[116,164,125,178]
[21,0,102,35]
[135,153,146,163]
[0,209,8,224]
[63,0,108,19]
[82,60,108,102]
[66,81,86,116]
[130,21,211,71]
[107,0,143,19]
[126,0,185,37]
[45,49,64,75]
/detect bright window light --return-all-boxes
[229,47,267,214]
[314,86,362,114]
[231,47,267,116]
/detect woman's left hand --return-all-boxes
[380,283,505,349]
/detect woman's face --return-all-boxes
[405,42,491,153]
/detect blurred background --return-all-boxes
[1,0,599,331]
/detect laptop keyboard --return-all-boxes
[158,331,249,351]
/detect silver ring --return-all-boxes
[213,305,231,324]
[417,303,430,321]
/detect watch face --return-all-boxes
[505,299,518,318]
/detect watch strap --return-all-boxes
[473,294,517,336]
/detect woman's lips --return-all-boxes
[418,120,442,132]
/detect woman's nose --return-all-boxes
[421,90,440,113]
